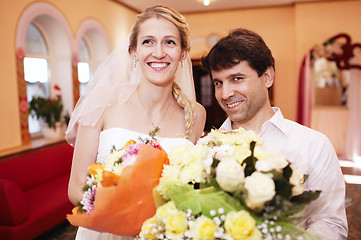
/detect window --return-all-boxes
[74,19,112,101]
[77,38,91,96]
[16,2,73,143]
[24,23,49,134]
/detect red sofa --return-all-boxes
[0,141,74,240]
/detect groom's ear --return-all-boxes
[263,67,275,89]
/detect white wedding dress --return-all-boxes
[75,128,192,240]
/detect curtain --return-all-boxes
[297,52,312,127]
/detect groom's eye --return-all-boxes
[213,80,222,87]
[233,76,244,81]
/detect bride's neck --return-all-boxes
[137,83,174,108]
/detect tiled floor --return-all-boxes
[36,160,361,240]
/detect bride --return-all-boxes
[66,5,206,240]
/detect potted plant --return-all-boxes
[29,84,64,137]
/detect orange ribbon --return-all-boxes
[67,144,169,236]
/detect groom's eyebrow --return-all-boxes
[212,77,220,83]
[229,72,246,78]
[211,71,246,82]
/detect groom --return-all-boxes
[201,28,348,239]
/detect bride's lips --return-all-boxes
[148,62,170,70]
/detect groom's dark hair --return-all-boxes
[201,28,275,77]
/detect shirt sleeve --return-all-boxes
[299,134,348,240]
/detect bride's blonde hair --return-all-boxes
[128,5,195,139]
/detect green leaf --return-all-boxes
[275,179,293,199]
[198,191,245,218]
[242,141,257,177]
[29,95,63,129]
[167,183,202,215]
[283,164,293,180]
[291,190,321,204]
[200,178,221,191]
[166,183,245,218]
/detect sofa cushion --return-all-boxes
[0,174,74,240]
[24,174,73,221]
[0,143,73,191]
[0,179,29,226]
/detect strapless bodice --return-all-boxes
[96,128,192,165]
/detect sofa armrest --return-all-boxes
[0,179,29,225]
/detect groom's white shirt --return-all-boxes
[220,107,348,240]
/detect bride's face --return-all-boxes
[134,16,185,87]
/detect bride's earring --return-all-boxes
[133,59,137,69]
[180,60,184,69]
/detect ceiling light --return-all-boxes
[199,0,213,6]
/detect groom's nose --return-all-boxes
[220,82,235,99]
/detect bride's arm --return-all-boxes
[68,121,102,205]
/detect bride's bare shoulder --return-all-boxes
[101,99,136,129]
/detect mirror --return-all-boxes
[311,33,361,107]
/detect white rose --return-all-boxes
[213,145,235,160]
[216,159,244,193]
[289,165,305,196]
[255,153,288,172]
[244,172,275,211]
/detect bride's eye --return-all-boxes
[165,40,176,45]
[142,39,153,45]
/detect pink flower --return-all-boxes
[148,140,162,150]
[121,143,142,167]
[81,186,96,215]
[125,143,142,155]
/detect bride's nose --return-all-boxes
[153,44,166,58]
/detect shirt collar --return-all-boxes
[219,107,289,135]
[263,107,289,135]
[219,118,232,131]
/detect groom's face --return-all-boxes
[211,61,273,127]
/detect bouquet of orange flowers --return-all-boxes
[67,130,169,236]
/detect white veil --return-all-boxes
[65,35,196,146]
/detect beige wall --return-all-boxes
[1,0,361,152]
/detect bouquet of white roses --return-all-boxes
[138,128,321,240]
